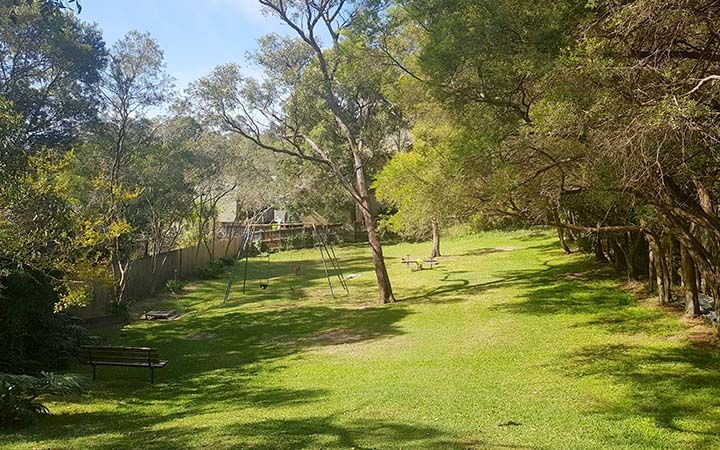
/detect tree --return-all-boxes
[80,30,172,304]
[0,106,111,371]
[191,1,407,303]
[0,0,106,149]
[398,0,720,322]
[126,116,201,265]
[374,113,465,258]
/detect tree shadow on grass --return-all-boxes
[4,302,413,448]
[563,343,720,449]
[484,251,720,448]
[488,259,636,319]
[219,414,534,450]
[4,410,526,450]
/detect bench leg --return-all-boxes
[92,365,96,382]
[150,367,154,384]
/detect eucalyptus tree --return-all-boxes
[192,0,406,303]
[80,30,172,304]
[0,0,106,150]
[127,116,200,260]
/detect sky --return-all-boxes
[79,0,290,91]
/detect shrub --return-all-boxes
[195,260,225,280]
[0,271,95,374]
[107,301,130,322]
[165,279,186,294]
[218,256,236,266]
[252,238,265,255]
[0,372,86,428]
[283,232,313,250]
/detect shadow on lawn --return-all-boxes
[10,411,526,450]
[4,296,415,448]
[390,232,720,448]
[219,415,534,450]
[396,243,565,304]
[565,343,720,449]
[484,250,720,448]
[9,233,718,448]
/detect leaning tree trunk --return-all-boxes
[353,152,395,304]
[594,235,608,262]
[650,235,672,305]
[557,226,571,254]
[610,238,627,275]
[681,245,700,317]
[431,220,441,258]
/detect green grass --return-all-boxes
[3,230,720,449]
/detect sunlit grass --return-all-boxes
[3,230,719,449]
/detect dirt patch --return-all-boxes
[618,280,719,348]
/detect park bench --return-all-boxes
[79,345,168,384]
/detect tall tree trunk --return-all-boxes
[681,245,700,317]
[694,179,719,329]
[353,151,395,304]
[431,220,441,258]
[670,237,682,285]
[621,232,641,281]
[611,238,626,274]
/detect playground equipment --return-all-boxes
[222,208,271,304]
[313,224,349,298]
[401,255,439,271]
[223,220,349,302]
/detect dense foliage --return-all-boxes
[2,0,720,393]
[0,371,85,427]
[371,0,720,323]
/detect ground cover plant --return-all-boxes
[2,230,718,449]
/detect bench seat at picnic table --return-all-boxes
[79,345,168,383]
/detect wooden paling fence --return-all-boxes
[72,224,343,319]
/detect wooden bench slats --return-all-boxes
[80,347,159,355]
[79,357,162,364]
[79,350,160,356]
[89,360,168,368]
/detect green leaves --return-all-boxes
[0,372,87,427]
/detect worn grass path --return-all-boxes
[3,230,719,449]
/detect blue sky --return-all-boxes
[80,0,289,91]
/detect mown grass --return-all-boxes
[3,230,719,449]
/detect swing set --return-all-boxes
[222,222,348,303]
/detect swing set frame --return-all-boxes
[223,218,349,303]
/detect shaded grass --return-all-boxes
[2,230,719,449]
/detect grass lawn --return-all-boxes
[3,230,720,449]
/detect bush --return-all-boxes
[195,260,225,280]
[218,256,236,266]
[107,301,130,322]
[283,232,313,250]
[252,238,266,254]
[165,279,186,294]
[0,270,95,374]
[0,372,86,428]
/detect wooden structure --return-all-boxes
[79,345,168,383]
